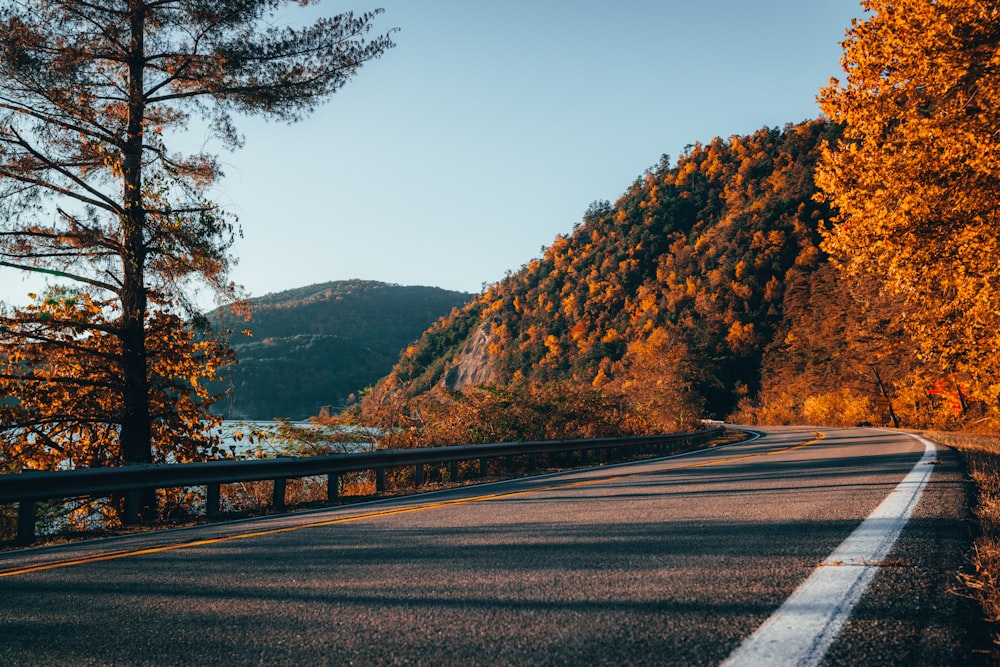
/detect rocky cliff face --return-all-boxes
[443,322,495,390]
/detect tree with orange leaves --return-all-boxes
[0,290,233,475]
[817,0,1000,402]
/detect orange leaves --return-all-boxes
[543,334,561,358]
[817,0,1000,405]
[725,321,757,353]
[361,121,837,423]
[0,291,233,473]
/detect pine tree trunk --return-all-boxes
[119,0,154,522]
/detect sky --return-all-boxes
[0,0,865,306]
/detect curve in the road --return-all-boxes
[0,429,822,579]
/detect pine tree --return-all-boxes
[0,0,393,518]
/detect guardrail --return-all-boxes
[1,427,724,545]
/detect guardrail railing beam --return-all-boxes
[0,428,723,545]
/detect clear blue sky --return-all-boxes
[1,1,864,305]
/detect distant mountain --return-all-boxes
[209,280,473,419]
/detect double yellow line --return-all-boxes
[0,431,824,578]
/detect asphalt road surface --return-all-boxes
[0,427,989,666]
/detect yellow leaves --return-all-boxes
[817,0,1000,389]
[734,260,749,280]
[729,280,752,300]
[601,328,622,345]
[591,368,611,388]
[543,334,561,357]
[802,390,873,428]
[795,245,821,268]
[483,299,504,317]
[726,321,756,353]
[685,276,699,297]
[764,276,782,303]
[561,293,576,317]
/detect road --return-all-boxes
[0,427,988,665]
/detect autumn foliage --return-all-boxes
[816,0,1000,415]
[0,291,232,473]
[0,0,392,523]
[361,121,839,435]
[366,79,1000,436]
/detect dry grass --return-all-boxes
[929,431,1000,648]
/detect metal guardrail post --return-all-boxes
[450,460,459,482]
[273,478,286,511]
[479,457,488,478]
[376,467,385,492]
[207,483,221,517]
[415,464,424,487]
[327,473,339,500]
[505,455,515,475]
[16,500,36,546]
[123,490,140,524]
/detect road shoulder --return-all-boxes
[822,444,993,666]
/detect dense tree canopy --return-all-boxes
[361,107,1000,436]
[817,0,1000,402]
[361,121,838,433]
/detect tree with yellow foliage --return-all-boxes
[609,326,705,432]
[817,0,1000,402]
[0,291,233,477]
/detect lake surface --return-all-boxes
[215,420,376,458]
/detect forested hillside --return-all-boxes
[210,281,471,419]
[358,120,839,433]
[354,112,999,442]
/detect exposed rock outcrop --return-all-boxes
[443,322,495,390]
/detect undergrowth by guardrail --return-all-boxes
[0,427,724,546]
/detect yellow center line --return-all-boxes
[0,431,824,578]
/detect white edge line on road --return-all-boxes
[721,432,937,667]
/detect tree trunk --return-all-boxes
[872,365,900,428]
[119,0,154,522]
